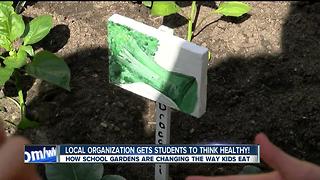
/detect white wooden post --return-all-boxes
[107,15,208,178]
[155,25,174,180]
[155,102,171,180]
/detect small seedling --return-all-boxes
[142,1,252,60]
[0,1,71,129]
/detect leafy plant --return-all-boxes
[150,1,181,16]
[45,163,126,180]
[0,1,71,129]
[214,1,251,17]
[142,1,252,60]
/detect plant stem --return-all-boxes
[194,12,213,32]
[14,71,26,120]
[187,1,197,42]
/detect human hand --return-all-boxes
[0,122,41,180]
[186,133,320,180]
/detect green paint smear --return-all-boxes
[107,21,197,114]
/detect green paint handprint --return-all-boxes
[108,22,197,114]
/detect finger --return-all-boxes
[0,136,41,180]
[255,133,305,176]
[186,171,281,180]
[0,121,6,145]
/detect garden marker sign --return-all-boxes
[107,14,208,118]
[107,14,208,180]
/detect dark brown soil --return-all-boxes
[1,1,320,180]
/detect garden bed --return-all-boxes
[1,1,320,180]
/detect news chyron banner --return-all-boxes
[25,145,260,164]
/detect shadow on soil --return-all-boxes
[24,47,154,179]
[20,1,320,180]
[35,24,71,53]
[169,1,320,179]
[26,47,152,144]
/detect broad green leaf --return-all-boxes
[0,3,14,37]
[0,3,14,20]
[142,1,152,7]
[0,66,13,86]
[9,13,24,41]
[0,1,13,7]
[4,49,27,68]
[102,175,127,180]
[20,45,34,56]
[0,34,11,51]
[45,164,104,180]
[151,1,180,16]
[23,15,53,45]
[25,51,71,91]
[18,116,39,129]
[214,2,251,17]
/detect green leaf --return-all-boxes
[0,34,11,51]
[151,1,180,16]
[0,2,14,18]
[0,66,14,86]
[25,51,71,91]
[20,45,34,56]
[102,175,127,180]
[8,13,24,41]
[45,164,104,180]
[4,49,27,69]
[142,1,152,7]
[0,3,14,37]
[214,2,251,17]
[0,1,13,7]
[23,15,53,45]
[18,116,39,129]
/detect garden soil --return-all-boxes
[0,1,319,180]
